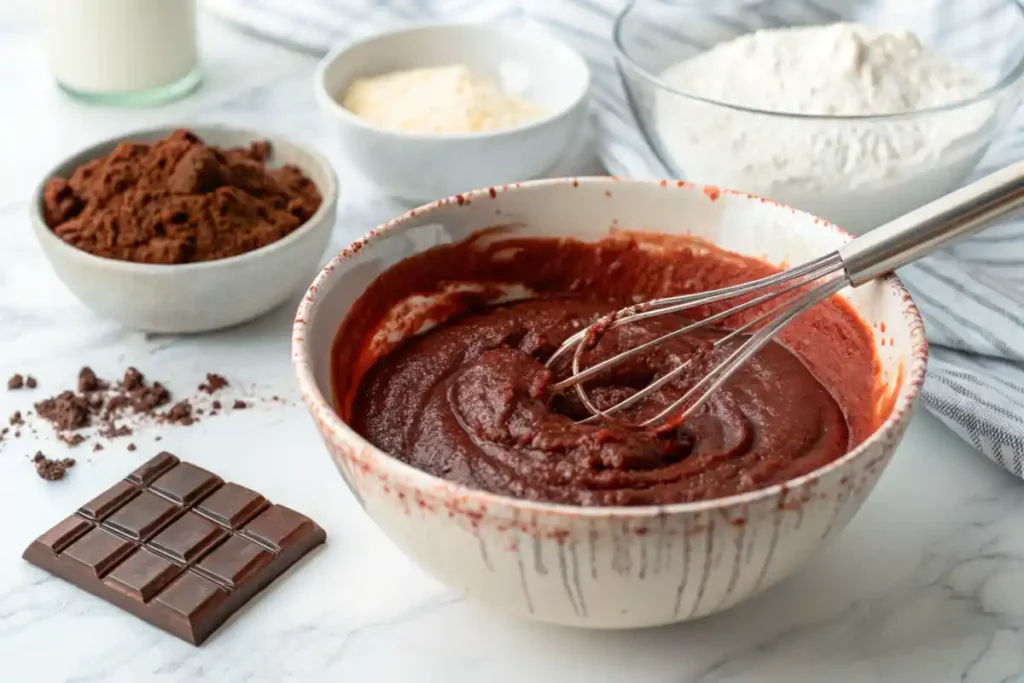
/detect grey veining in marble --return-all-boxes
[1,3,1023,682]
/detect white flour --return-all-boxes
[653,23,994,232]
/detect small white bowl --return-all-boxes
[314,22,590,203]
[293,178,928,629]
[30,125,339,334]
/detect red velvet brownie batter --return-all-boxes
[334,232,883,507]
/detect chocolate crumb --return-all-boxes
[33,452,75,481]
[154,436,162,442]
[121,367,145,392]
[127,443,137,452]
[35,391,91,431]
[103,394,128,415]
[130,382,171,413]
[99,423,133,439]
[7,374,23,390]
[77,366,107,393]
[163,401,195,426]
[60,433,87,447]
[10,366,256,475]
[199,373,229,394]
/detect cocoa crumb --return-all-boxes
[199,373,229,394]
[130,382,171,413]
[9,366,260,476]
[7,374,23,390]
[33,452,75,481]
[35,391,91,431]
[99,423,133,439]
[121,367,144,392]
[77,366,106,393]
[25,376,37,389]
[162,400,195,426]
[42,129,323,265]
[59,433,87,447]
[103,394,129,416]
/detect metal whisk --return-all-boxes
[547,161,1024,430]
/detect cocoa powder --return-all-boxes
[43,129,322,264]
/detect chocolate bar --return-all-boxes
[23,452,326,645]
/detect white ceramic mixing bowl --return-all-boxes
[292,177,928,628]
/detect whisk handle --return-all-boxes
[839,161,1024,287]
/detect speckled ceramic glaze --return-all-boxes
[292,177,928,629]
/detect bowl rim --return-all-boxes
[292,176,930,519]
[313,21,592,141]
[29,124,340,274]
[612,0,1024,121]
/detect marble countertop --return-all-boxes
[2,5,1024,682]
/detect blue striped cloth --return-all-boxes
[207,0,1024,478]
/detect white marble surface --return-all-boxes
[1,4,1024,682]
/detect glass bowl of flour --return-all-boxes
[613,0,1024,233]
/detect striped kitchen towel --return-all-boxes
[207,0,1024,478]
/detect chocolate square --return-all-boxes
[150,462,222,507]
[63,527,135,578]
[149,512,227,565]
[242,505,316,552]
[194,536,274,589]
[195,482,267,530]
[103,490,181,541]
[34,516,93,556]
[79,481,139,522]
[153,571,230,642]
[104,548,183,602]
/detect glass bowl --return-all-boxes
[613,0,1024,233]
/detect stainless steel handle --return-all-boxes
[839,161,1024,286]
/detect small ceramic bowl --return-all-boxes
[30,125,338,334]
[292,178,928,628]
[314,22,590,203]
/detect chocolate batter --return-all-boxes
[335,232,883,507]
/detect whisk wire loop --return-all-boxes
[546,162,1024,432]
[550,251,844,394]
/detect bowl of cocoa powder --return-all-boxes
[30,126,338,333]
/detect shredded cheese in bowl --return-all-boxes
[341,65,546,134]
